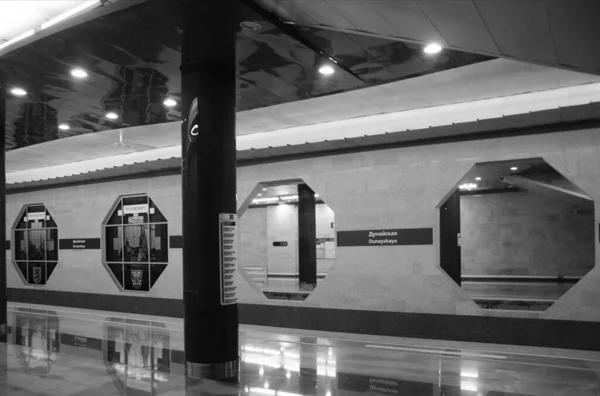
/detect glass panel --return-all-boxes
[15,211,27,230]
[106,226,123,262]
[123,225,149,263]
[150,264,167,287]
[45,210,57,228]
[124,264,149,291]
[149,198,167,223]
[150,224,168,263]
[15,230,27,260]
[28,263,46,285]
[46,262,58,279]
[107,201,123,225]
[46,229,58,261]
[27,205,46,228]
[123,196,149,224]
[15,261,28,281]
[108,264,124,288]
[27,230,45,261]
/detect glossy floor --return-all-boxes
[1,303,600,395]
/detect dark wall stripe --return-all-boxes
[7,288,600,351]
[5,240,9,250]
[58,238,101,250]
[337,228,433,247]
[169,235,183,248]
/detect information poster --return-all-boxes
[219,213,238,305]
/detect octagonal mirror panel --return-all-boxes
[439,158,595,312]
[103,195,169,292]
[239,180,336,301]
[12,204,59,286]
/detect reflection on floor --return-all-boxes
[2,303,600,395]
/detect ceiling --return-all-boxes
[0,1,94,46]
[7,57,600,176]
[0,0,490,150]
[255,0,600,75]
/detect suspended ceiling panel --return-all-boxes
[255,0,600,75]
[0,0,491,151]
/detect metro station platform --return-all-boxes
[1,303,600,396]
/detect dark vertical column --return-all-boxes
[0,73,6,344]
[440,189,461,286]
[180,0,240,381]
[298,183,317,291]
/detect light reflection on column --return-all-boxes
[103,318,171,396]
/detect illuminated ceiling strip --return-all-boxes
[236,82,600,151]
[6,82,600,185]
[0,1,99,52]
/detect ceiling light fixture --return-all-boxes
[510,166,518,171]
[0,1,100,53]
[318,65,335,76]
[58,124,70,131]
[71,68,88,79]
[10,87,27,96]
[424,43,442,54]
[475,177,482,181]
[459,183,477,191]
[106,112,119,120]
[163,98,177,107]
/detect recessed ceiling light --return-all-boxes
[318,65,335,76]
[58,124,70,131]
[71,68,88,79]
[262,188,267,191]
[106,112,119,120]
[459,183,478,191]
[475,177,482,181]
[163,98,177,107]
[510,166,518,171]
[424,43,442,54]
[257,193,262,197]
[11,87,27,96]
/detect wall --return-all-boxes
[7,126,600,325]
[239,203,336,274]
[461,192,595,276]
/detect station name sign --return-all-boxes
[59,238,101,250]
[337,228,433,247]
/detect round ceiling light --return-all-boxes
[475,177,482,181]
[163,98,177,107]
[58,124,70,131]
[318,65,335,76]
[71,68,88,79]
[240,21,262,31]
[11,87,27,96]
[424,43,442,54]
[106,112,119,120]
[510,166,518,171]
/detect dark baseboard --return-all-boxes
[7,287,600,351]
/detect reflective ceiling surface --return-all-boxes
[0,0,492,150]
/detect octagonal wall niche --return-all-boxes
[238,179,336,301]
[102,194,169,292]
[12,204,59,286]
[438,158,595,313]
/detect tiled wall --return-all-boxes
[461,192,595,276]
[7,127,600,322]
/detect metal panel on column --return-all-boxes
[181,0,240,381]
[298,183,317,290]
[0,74,5,343]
